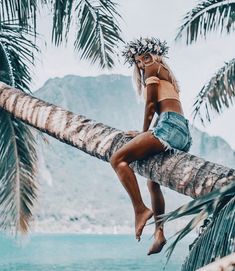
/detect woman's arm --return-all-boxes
[143,83,158,132]
[142,61,159,132]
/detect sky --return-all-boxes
[32,0,235,149]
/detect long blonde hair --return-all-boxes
[132,54,180,103]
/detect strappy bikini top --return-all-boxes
[143,79,180,102]
[143,62,180,102]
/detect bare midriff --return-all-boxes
[157,99,184,116]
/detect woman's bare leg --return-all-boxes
[147,180,166,255]
[110,131,165,241]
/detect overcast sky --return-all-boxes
[32,0,235,149]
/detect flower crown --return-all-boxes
[122,37,169,66]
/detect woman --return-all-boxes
[110,37,192,255]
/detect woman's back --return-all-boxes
[143,79,179,102]
[143,79,184,115]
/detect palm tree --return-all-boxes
[162,1,235,269]
[175,0,235,124]
[1,80,235,188]
[0,0,122,234]
[0,81,234,232]
[0,3,233,270]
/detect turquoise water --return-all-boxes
[0,234,192,271]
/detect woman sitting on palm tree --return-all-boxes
[110,37,192,255]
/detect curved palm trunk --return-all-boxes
[0,82,234,199]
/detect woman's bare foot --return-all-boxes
[147,228,167,255]
[135,207,153,241]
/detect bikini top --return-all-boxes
[143,62,180,102]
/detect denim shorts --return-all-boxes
[151,112,192,152]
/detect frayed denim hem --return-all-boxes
[157,135,173,151]
[151,130,183,155]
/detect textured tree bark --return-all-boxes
[196,253,235,271]
[0,82,234,199]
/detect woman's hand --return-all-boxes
[124,130,140,137]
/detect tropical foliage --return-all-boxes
[0,0,122,234]
[0,0,123,68]
[193,58,235,124]
[157,182,235,265]
[181,192,235,270]
[164,1,235,269]
[0,25,39,233]
[176,0,235,123]
[49,0,123,68]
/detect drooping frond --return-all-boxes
[48,0,123,68]
[176,0,235,44]
[0,110,38,234]
[192,58,235,124]
[0,22,39,92]
[182,196,235,270]
[0,38,15,86]
[51,0,74,45]
[74,0,123,68]
[0,24,39,234]
[155,182,235,263]
[0,0,37,31]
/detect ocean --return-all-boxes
[0,234,194,271]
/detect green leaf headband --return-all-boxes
[122,37,169,66]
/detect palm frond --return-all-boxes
[192,58,235,124]
[0,24,39,234]
[182,196,235,270]
[176,0,235,44]
[74,0,123,69]
[0,110,38,234]
[0,22,39,92]
[51,0,74,45]
[0,39,15,86]
[0,0,37,31]
[154,181,235,263]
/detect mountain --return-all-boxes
[32,74,235,234]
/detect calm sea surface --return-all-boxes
[0,234,193,271]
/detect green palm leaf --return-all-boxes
[48,0,123,68]
[0,0,37,30]
[51,0,74,45]
[154,182,235,263]
[74,0,123,68]
[182,196,235,270]
[193,58,235,124]
[0,24,39,234]
[0,110,38,234]
[0,23,39,92]
[175,0,235,44]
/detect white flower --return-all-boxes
[141,40,147,46]
[130,48,136,54]
[154,45,160,51]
